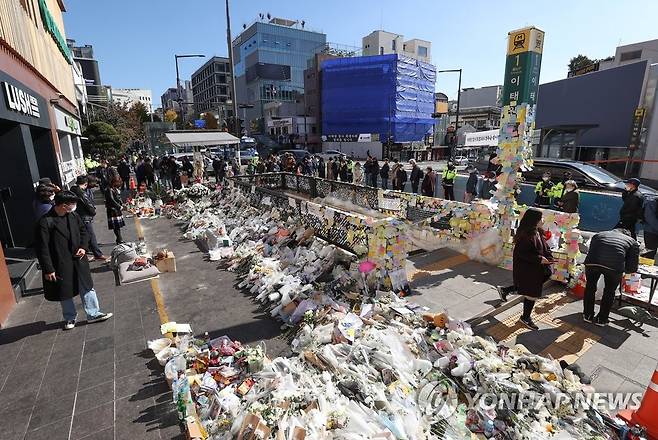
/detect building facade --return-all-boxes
[161,80,193,116]
[362,30,431,63]
[232,17,327,132]
[191,56,232,121]
[67,39,108,109]
[302,52,340,149]
[0,0,84,322]
[448,85,502,131]
[111,88,153,113]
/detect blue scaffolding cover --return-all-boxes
[322,54,436,143]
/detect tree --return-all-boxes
[82,121,121,158]
[203,112,218,129]
[164,109,178,123]
[129,101,150,124]
[568,54,595,72]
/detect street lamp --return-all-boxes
[175,54,205,125]
[438,69,462,158]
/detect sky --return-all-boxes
[63,0,658,105]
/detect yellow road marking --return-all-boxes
[409,254,471,282]
[134,216,171,337]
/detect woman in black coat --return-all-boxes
[104,177,125,244]
[499,209,554,330]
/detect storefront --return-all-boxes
[0,71,58,247]
[53,106,84,187]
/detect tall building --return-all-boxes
[0,0,85,321]
[448,85,502,131]
[303,52,340,148]
[161,81,192,112]
[362,30,431,63]
[110,88,153,113]
[67,39,108,107]
[191,57,232,120]
[232,16,327,131]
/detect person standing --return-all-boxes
[117,158,131,191]
[550,171,573,206]
[464,166,479,203]
[395,162,408,191]
[370,158,379,187]
[642,196,658,259]
[104,177,125,244]
[71,175,107,262]
[380,159,390,189]
[212,156,223,183]
[583,228,639,326]
[498,209,553,330]
[409,160,423,194]
[34,191,113,330]
[135,157,146,187]
[618,178,644,239]
[479,171,496,200]
[363,157,372,186]
[34,185,55,219]
[326,158,335,180]
[556,180,579,214]
[318,157,326,179]
[441,162,456,200]
[534,172,554,208]
[352,162,364,185]
[181,157,194,185]
[339,158,349,182]
[169,156,181,189]
[143,158,155,188]
[421,167,436,197]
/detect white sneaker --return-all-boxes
[63,320,76,330]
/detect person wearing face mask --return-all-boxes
[34,191,113,330]
[71,175,108,262]
[556,180,579,214]
[617,178,644,239]
[534,172,554,208]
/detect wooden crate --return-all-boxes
[155,251,176,273]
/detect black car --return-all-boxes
[522,159,657,195]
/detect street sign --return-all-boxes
[502,27,544,106]
[567,62,600,78]
[628,108,645,150]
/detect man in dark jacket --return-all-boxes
[71,175,107,261]
[534,171,554,208]
[464,166,478,202]
[395,162,408,191]
[117,158,131,191]
[618,178,644,239]
[409,160,423,194]
[370,158,379,187]
[583,228,640,326]
[380,159,390,189]
[34,191,112,330]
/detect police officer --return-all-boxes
[534,171,554,208]
[441,161,457,200]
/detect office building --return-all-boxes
[67,39,108,107]
[191,56,232,123]
[448,85,502,131]
[111,88,153,113]
[303,52,339,149]
[0,0,85,322]
[362,30,431,63]
[161,80,193,116]
[232,16,327,132]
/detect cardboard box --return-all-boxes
[156,251,177,273]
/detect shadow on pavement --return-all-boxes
[0,320,65,345]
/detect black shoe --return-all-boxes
[519,317,539,330]
[594,316,609,327]
[88,312,113,324]
[496,286,508,303]
[582,314,594,324]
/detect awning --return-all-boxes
[165,131,240,148]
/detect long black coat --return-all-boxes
[34,210,93,302]
[513,231,553,298]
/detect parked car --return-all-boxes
[239,149,259,162]
[522,158,657,195]
[453,156,470,169]
[279,149,311,163]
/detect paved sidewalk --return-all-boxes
[0,216,182,440]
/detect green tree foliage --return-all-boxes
[82,121,121,158]
[568,54,595,72]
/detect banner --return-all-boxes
[465,129,499,147]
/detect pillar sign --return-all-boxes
[502,27,544,106]
[495,26,545,243]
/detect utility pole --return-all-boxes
[225,0,240,152]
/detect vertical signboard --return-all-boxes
[628,108,645,150]
[495,27,544,242]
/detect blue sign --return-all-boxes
[194,119,206,128]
